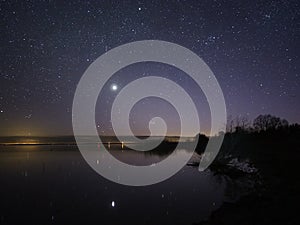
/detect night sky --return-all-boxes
[0,0,299,136]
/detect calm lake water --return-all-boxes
[0,144,242,225]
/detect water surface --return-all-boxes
[0,145,228,225]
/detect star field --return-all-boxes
[0,0,299,136]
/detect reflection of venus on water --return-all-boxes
[0,144,258,225]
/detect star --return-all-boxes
[111,84,118,91]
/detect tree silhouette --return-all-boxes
[253,114,288,132]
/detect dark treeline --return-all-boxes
[226,114,298,135]
[195,114,300,159]
[194,114,300,225]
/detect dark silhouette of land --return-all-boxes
[193,114,300,225]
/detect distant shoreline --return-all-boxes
[0,135,196,146]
